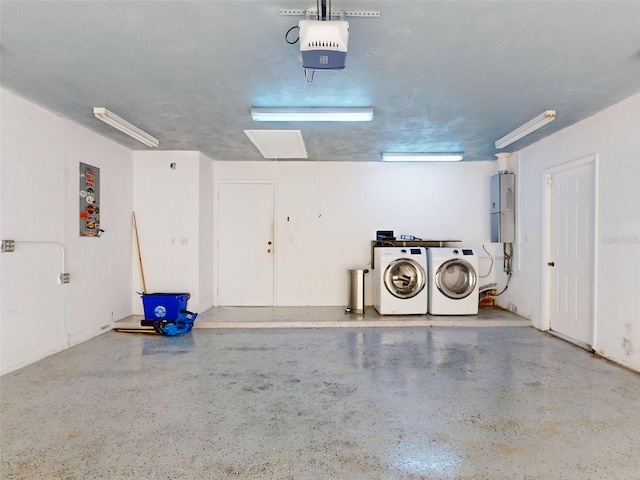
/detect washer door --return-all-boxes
[435,259,477,299]
[383,259,426,299]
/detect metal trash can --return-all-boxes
[345,268,369,314]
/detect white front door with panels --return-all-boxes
[217,183,275,306]
[547,159,595,347]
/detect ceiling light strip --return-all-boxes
[495,110,556,149]
[381,153,464,162]
[93,107,159,147]
[251,107,373,122]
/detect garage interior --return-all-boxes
[1,1,639,478]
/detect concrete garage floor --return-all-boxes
[114,305,532,329]
[2,308,640,479]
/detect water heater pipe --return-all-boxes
[495,152,511,174]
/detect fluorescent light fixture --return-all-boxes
[93,107,159,147]
[381,152,464,162]
[495,110,556,149]
[251,107,373,122]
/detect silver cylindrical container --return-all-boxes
[346,268,369,314]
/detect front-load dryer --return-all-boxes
[373,247,428,315]
[427,248,479,315]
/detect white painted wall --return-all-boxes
[0,88,133,375]
[199,153,214,311]
[497,92,640,372]
[212,160,498,306]
[131,151,213,314]
[6,84,636,374]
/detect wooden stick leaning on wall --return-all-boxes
[132,211,147,294]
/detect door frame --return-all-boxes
[541,154,598,348]
[213,180,277,306]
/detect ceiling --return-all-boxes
[1,1,639,162]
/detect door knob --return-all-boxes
[548,261,555,267]
[267,249,272,253]
[268,241,272,245]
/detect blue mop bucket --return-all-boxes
[141,293,190,321]
[140,293,197,336]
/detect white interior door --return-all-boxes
[217,183,274,306]
[548,161,595,346]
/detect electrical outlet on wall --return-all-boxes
[1,240,15,252]
[58,273,70,284]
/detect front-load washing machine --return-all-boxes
[373,247,428,315]
[427,248,479,315]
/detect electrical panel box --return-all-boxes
[491,173,515,243]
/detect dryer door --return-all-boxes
[383,259,426,299]
[435,259,477,299]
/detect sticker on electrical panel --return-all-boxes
[79,163,100,237]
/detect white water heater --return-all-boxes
[491,173,515,243]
